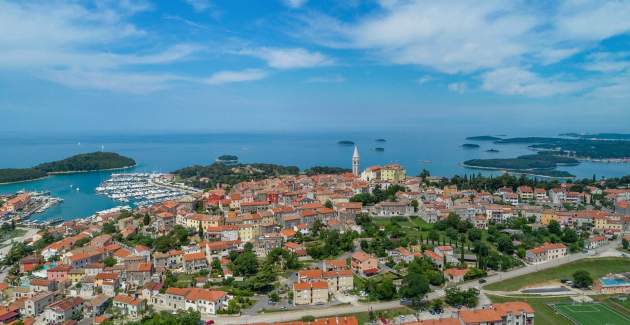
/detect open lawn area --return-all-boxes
[488,295,573,325]
[485,257,630,291]
[553,302,630,325]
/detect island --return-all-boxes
[375,138,387,142]
[337,140,355,145]
[462,153,578,178]
[560,132,630,140]
[462,143,481,149]
[486,149,500,153]
[174,163,352,189]
[374,147,385,152]
[495,137,630,160]
[216,155,239,165]
[466,135,503,141]
[0,152,136,184]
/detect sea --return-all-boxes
[1,130,629,222]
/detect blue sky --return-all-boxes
[2,0,630,133]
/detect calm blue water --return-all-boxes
[1,131,628,221]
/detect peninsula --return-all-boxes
[463,153,578,178]
[466,135,502,141]
[0,152,136,184]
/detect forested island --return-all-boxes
[174,163,353,189]
[337,140,355,145]
[0,152,136,184]
[466,135,502,141]
[463,153,578,178]
[494,137,630,159]
[560,132,630,140]
[461,143,480,149]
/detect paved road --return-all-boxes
[0,227,39,281]
[208,240,621,324]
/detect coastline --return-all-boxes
[0,164,136,186]
[460,163,575,179]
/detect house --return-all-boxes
[23,292,55,316]
[183,252,208,273]
[586,235,607,250]
[443,268,468,283]
[526,242,567,264]
[43,297,84,324]
[48,265,72,283]
[293,281,329,305]
[370,200,413,217]
[19,255,41,273]
[153,288,227,315]
[351,252,378,276]
[112,294,145,318]
[459,302,534,325]
[322,259,347,272]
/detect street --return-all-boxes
[207,239,621,324]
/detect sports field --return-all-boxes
[553,302,630,325]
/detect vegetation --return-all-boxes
[572,270,593,288]
[304,166,351,176]
[0,152,135,183]
[496,137,630,159]
[106,310,200,325]
[445,287,479,308]
[561,132,630,140]
[338,140,355,145]
[461,143,480,148]
[485,258,630,291]
[0,168,47,184]
[464,153,577,171]
[350,185,407,205]
[174,162,299,188]
[466,136,502,141]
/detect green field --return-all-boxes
[553,303,630,325]
[488,295,573,325]
[485,257,630,291]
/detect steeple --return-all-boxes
[352,146,360,176]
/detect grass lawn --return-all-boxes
[0,227,27,242]
[488,295,573,325]
[485,257,630,291]
[553,302,630,325]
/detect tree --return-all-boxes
[573,270,593,288]
[445,287,479,308]
[198,222,204,238]
[622,238,629,250]
[562,228,578,243]
[104,257,117,267]
[375,277,396,300]
[143,214,150,226]
[232,251,258,276]
[496,235,514,255]
[411,199,419,212]
[102,222,116,234]
[324,200,333,209]
[400,272,429,304]
[547,220,562,236]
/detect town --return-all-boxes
[0,148,629,325]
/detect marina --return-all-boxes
[96,173,191,207]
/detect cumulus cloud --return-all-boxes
[448,82,467,94]
[0,1,221,92]
[481,67,586,97]
[283,0,308,9]
[295,0,630,97]
[204,69,267,85]
[239,47,332,69]
[184,0,211,12]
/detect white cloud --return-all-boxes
[205,69,267,85]
[0,1,209,93]
[481,67,586,97]
[306,75,345,83]
[582,52,630,73]
[295,0,630,97]
[184,0,211,12]
[447,82,467,94]
[283,0,308,9]
[240,47,332,69]
[416,75,433,85]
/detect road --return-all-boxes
[207,240,621,324]
[0,227,39,281]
